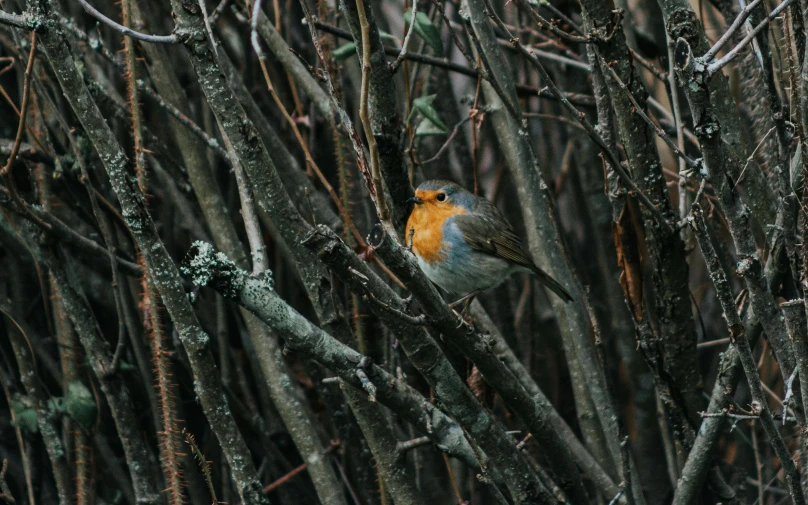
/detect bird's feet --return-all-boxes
[449,291,479,327]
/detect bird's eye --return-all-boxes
[436,193,446,202]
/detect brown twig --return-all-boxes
[355,0,393,231]
[264,464,307,493]
[1,33,37,178]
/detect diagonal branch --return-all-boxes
[180,241,483,470]
[484,6,672,230]
[26,2,268,502]
[690,205,805,505]
[0,9,38,30]
[77,0,178,43]
[705,0,796,76]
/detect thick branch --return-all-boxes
[690,205,804,505]
[180,241,482,470]
[340,0,413,228]
[370,225,591,504]
[27,2,268,502]
[304,226,553,504]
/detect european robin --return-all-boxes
[405,180,573,304]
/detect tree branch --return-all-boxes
[180,241,483,471]
[77,0,178,43]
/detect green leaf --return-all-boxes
[333,42,357,61]
[412,94,448,134]
[65,381,97,432]
[415,118,448,136]
[118,359,136,372]
[379,31,398,43]
[12,398,39,433]
[404,9,444,53]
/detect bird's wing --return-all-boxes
[452,212,574,302]
[452,213,535,269]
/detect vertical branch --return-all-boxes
[342,384,424,505]
[675,38,797,409]
[0,32,36,178]
[355,0,392,232]
[44,251,161,505]
[667,36,688,238]
[467,5,628,500]
[184,430,218,505]
[782,301,808,421]
[2,305,71,505]
[690,204,805,505]
[339,0,414,227]
[658,0,776,227]
[121,0,146,190]
[52,279,94,505]
[220,128,268,274]
[142,280,184,505]
[579,0,703,425]
[27,2,268,501]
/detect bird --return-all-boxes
[405,180,573,306]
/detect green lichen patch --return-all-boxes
[182,241,256,299]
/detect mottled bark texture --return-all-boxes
[4,0,808,503]
[580,0,703,424]
[340,0,413,228]
[24,3,268,503]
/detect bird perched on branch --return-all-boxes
[405,180,573,308]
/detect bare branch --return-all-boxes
[703,0,763,61]
[706,0,795,76]
[0,9,38,30]
[77,0,178,43]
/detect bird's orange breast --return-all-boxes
[405,200,467,264]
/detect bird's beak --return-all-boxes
[407,196,424,205]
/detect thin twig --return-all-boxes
[222,124,267,274]
[667,34,688,234]
[703,0,764,61]
[363,290,428,326]
[311,20,594,103]
[355,0,393,229]
[431,0,476,66]
[512,0,590,44]
[485,6,672,231]
[396,436,432,453]
[77,0,178,43]
[697,337,731,348]
[391,0,417,72]
[422,116,472,164]
[185,429,219,505]
[264,464,307,493]
[1,33,37,178]
[208,0,231,24]
[598,51,699,169]
[632,49,668,81]
[252,29,365,247]
[706,0,795,76]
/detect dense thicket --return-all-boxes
[1,0,807,504]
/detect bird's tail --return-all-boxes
[530,265,574,303]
